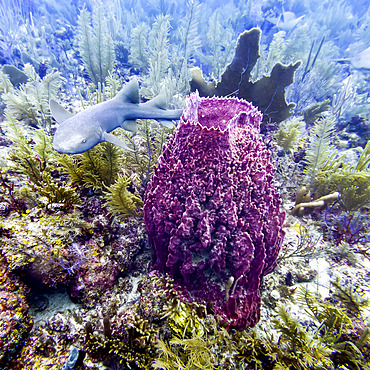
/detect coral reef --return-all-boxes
[144,92,285,330]
[0,0,369,368]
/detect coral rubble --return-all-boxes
[144,92,285,330]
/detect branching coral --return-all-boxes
[141,15,171,98]
[278,224,322,261]
[304,114,336,185]
[84,311,158,369]
[312,141,370,211]
[0,69,13,95]
[129,23,150,70]
[302,113,370,211]
[154,336,216,369]
[198,9,234,81]
[291,192,340,216]
[294,285,370,369]
[272,305,333,369]
[275,116,305,152]
[58,133,144,220]
[174,0,201,93]
[152,284,370,369]
[330,278,369,317]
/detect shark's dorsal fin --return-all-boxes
[50,99,74,124]
[102,132,133,152]
[142,93,167,110]
[115,78,140,104]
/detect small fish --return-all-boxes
[50,78,183,154]
[267,11,305,31]
[291,223,304,234]
[333,46,370,71]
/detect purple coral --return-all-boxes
[144,92,285,330]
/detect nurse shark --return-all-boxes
[50,78,183,154]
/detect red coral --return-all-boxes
[144,92,285,330]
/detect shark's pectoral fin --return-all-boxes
[102,132,133,152]
[49,99,74,123]
[151,121,160,130]
[122,120,138,135]
[157,119,176,129]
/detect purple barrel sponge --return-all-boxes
[144,92,285,330]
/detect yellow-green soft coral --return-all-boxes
[57,142,123,191]
[313,140,370,211]
[104,173,143,220]
[5,120,79,208]
[162,299,205,339]
[275,116,305,152]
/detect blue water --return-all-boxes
[1,0,368,119]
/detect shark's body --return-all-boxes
[51,78,183,154]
